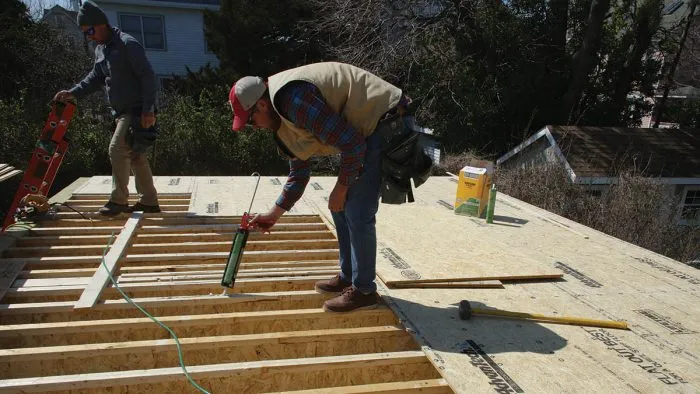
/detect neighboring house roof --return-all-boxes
[497,125,700,184]
[98,0,220,9]
[41,5,78,24]
[149,0,220,4]
[661,0,699,27]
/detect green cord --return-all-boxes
[101,233,211,394]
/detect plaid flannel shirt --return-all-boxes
[274,82,367,210]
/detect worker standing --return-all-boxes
[53,0,160,216]
[229,62,414,313]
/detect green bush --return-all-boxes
[154,87,287,176]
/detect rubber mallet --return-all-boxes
[458,300,628,330]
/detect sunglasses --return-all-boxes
[82,26,96,36]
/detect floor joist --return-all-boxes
[0,351,436,393]
[0,190,453,393]
[0,307,398,348]
[280,379,452,394]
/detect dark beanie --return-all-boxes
[77,1,109,26]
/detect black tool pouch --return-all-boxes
[127,113,158,154]
[375,114,436,205]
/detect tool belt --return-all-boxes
[375,106,436,204]
[124,109,158,154]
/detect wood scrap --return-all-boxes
[74,212,142,309]
[390,280,504,289]
[382,273,563,289]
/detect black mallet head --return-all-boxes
[458,300,472,320]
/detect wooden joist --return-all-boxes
[74,212,142,309]
[118,260,339,274]
[67,193,191,200]
[64,198,190,204]
[54,210,186,219]
[0,326,407,362]
[280,379,452,394]
[0,168,22,183]
[0,351,434,393]
[0,262,24,303]
[1,200,452,393]
[0,327,418,378]
[63,204,190,212]
[115,269,339,283]
[4,239,339,257]
[0,307,398,348]
[34,215,324,228]
[16,264,338,279]
[4,276,330,303]
[22,222,330,237]
[0,291,328,324]
[0,249,340,271]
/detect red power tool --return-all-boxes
[3,101,76,230]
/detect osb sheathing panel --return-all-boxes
[299,176,700,393]
[189,177,317,216]
[4,175,699,393]
[73,175,196,195]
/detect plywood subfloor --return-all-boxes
[299,176,700,394]
[0,187,452,393]
[2,175,699,393]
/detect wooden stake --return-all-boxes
[74,212,142,309]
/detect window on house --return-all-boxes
[202,15,213,54]
[680,187,700,223]
[204,34,214,54]
[119,14,166,50]
[159,76,177,92]
[663,0,684,15]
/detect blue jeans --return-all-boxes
[332,132,382,294]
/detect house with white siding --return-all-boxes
[497,125,700,226]
[44,0,220,85]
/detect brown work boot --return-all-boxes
[98,201,129,216]
[323,287,379,313]
[314,274,351,295]
[127,202,161,213]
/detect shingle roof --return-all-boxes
[548,126,700,178]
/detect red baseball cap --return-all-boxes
[229,76,267,131]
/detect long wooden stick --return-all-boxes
[391,281,504,289]
[386,273,563,287]
[74,212,142,309]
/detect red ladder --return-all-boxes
[3,101,76,230]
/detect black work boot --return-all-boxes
[98,201,129,216]
[127,202,161,213]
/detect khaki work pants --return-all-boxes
[109,115,158,206]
